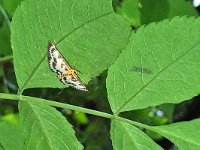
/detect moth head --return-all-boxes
[67,69,77,76]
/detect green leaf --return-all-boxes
[0,122,25,150]
[0,68,2,77]
[0,113,20,125]
[116,0,141,27]
[73,111,88,125]
[152,119,200,149]
[1,0,23,16]
[140,0,198,25]
[11,0,131,91]
[111,119,163,150]
[140,0,169,24]
[107,16,200,113]
[167,0,198,17]
[19,101,83,149]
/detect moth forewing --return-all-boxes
[48,42,70,74]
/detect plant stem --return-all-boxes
[0,93,19,100]
[0,93,153,130]
[0,4,10,27]
[0,93,114,119]
[0,55,13,63]
[22,95,114,119]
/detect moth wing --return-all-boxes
[48,42,71,74]
[60,75,88,92]
[48,42,88,92]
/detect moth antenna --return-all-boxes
[76,69,88,76]
[57,88,64,94]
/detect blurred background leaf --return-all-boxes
[1,0,23,16]
[114,0,198,26]
[0,68,2,77]
[0,0,22,56]
[73,111,88,125]
[116,0,141,27]
[0,20,11,56]
[140,0,198,25]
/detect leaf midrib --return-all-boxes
[19,11,113,94]
[115,39,200,114]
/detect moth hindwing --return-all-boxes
[47,42,88,91]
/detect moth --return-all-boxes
[47,42,88,91]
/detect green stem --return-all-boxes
[0,55,13,63]
[22,95,114,119]
[0,93,114,119]
[0,93,19,100]
[0,4,10,27]
[0,93,153,130]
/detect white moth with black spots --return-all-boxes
[48,42,88,92]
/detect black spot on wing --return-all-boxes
[61,77,76,87]
[48,42,54,50]
[69,83,77,87]
[53,57,57,63]
[48,42,57,54]
[48,55,52,64]
[51,49,55,53]
[60,77,67,85]
[52,62,56,68]
[48,55,51,59]
[59,77,88,91]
